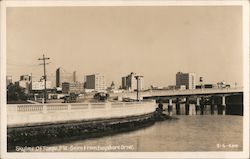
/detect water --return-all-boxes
[46,114,242,152]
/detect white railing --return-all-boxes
[7,100,156,126]
[110,87,243,99]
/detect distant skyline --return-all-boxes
[7,6,243,88]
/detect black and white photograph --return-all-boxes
[1,0,249,158]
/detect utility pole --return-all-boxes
[30,73,32,95]
[135,75,143,101]
[38,54,50,103]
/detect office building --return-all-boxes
[176,72,196,89]
[56,67,74,87]
[122,76,127,89]
[62,82,84,94]
[85,74,106,91]
[121,72,144,91]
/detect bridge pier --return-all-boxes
[210,96,215,115]
[168,98,173,116]
[200,97,204,115]
[222,95,226,115]
[196,97,200,115]
[185,97,190,115]
[217,105,222,115]
[176,97,180,115]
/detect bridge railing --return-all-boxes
[146,87,243,96]
[112,87,243,99]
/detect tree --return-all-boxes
[7,83,27,102]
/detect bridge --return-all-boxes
[110,87,243,99]
[110,87,243,116]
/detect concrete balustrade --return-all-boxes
[111,87,243,100]
[7,100,157,126]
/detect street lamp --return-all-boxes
[199,77,203,89]
[134,75,143,101]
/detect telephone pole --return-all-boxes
[38,54,50,103]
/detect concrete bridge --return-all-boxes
[110,87,243,99]
[110,87,243,116]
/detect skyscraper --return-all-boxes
[121,72,144,91]
[85,73,106,91]
[73,71,77,83]
[56,68,60,87]
[121,76,127,89]
[176,72,196,89]
[56,67,74,87]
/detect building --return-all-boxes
[32,80,52,91]
[6,75,12,87]
[85,74,106,91]
[73,71,77,83]
[20,75,31,81]
[56,68,60,87]
[121,72,144,91]
[62,82,84,94]
[121,76,127,89]
[176,72,196,89]
[16,74,31,94]
[56,67,75,87]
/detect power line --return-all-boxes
[38,54,50,103]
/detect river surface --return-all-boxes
[45,114,242,152]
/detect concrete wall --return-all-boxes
[7,100,156,126]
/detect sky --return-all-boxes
[6,6,243,88]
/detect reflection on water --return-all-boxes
[49,115,242,152]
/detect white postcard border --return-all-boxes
[1,0,249,159]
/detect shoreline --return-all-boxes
[7,112,177,152]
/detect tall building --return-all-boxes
[176,72,196,89]
[85,74,106,91]
[121,72,144,91]
[56,68,60,87]
[6,75,12,86]
[56,67,74,87]
[73,71,77,83]
[121,76,128,89]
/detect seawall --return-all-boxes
[8,100,156,126]
[8,112,155,151]
[7,100,157,151]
